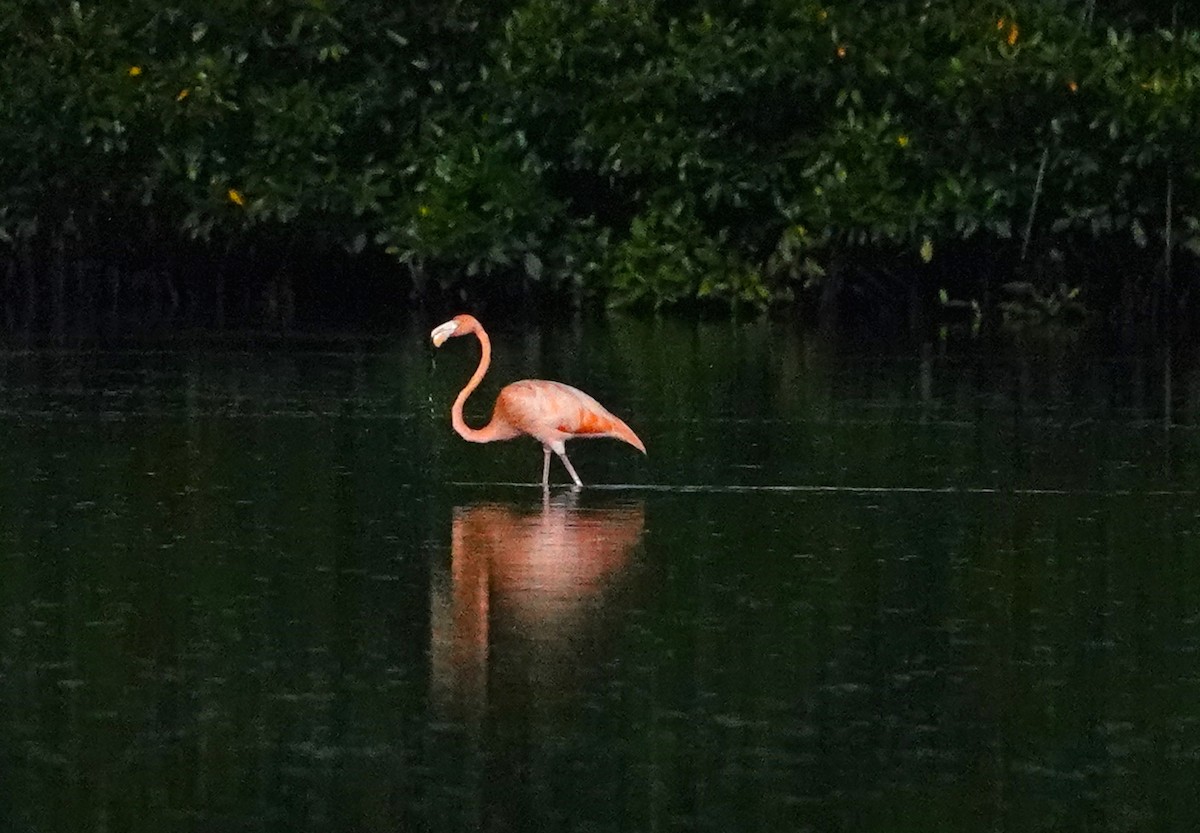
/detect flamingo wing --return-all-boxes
[496,380,645,452]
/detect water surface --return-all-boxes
[2,319,1199,832]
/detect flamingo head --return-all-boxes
[430,314,478,348]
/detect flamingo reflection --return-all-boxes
[430,493,645,722]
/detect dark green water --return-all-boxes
[2,317,1200,832]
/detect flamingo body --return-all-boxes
[493,380,646,453]
[431,314,645,486]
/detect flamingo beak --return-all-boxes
[430,321,458,348]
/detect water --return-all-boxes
[2,318,1200,832]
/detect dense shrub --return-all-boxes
[0,0,1198,328]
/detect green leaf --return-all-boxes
[1132,218,1147,248]
[524,251,543,280]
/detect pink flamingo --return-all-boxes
[430,314,646,486]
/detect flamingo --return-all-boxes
[430,314,646,487]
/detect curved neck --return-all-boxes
[451,325,495,443]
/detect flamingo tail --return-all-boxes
[607,415,647,454]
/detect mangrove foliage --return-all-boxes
[1,0,1199,330]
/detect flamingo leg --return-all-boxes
[556,448,584,487]
[542,447,552,488]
